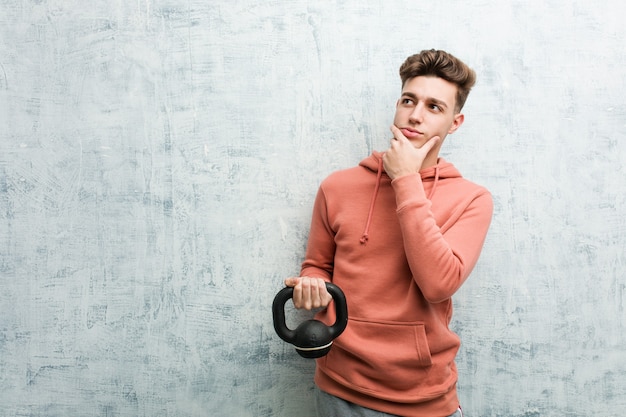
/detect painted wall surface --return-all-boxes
[1,1,625,416]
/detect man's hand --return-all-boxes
[284,276,332,310]
[383,125,440,180]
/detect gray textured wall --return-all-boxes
[1,1,625,416]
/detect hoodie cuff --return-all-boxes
[391,173,427,210]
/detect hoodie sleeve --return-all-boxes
[392,173,493,303]
[300,186,336,281]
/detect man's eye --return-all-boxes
[402,98,414,105]
[430,104,441,112]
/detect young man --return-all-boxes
[284,49,493,417]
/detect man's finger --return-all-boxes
[292,281,303,308]
[390,125,410,143]
[421,135,441,153]
[299,278,311,309]
[284,277,300,287]
[313,279,329,308]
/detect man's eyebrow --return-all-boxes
[401,92,419,101]
[429,97,449,109]
[401,92,450,109]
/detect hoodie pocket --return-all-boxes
[323,317,434,395]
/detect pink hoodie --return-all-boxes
[300,151,493,416]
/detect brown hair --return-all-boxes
[399,49,476,112]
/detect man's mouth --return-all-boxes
[400,128,423,139]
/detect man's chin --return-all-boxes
[408,138,428,149]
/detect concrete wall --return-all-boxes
[1,1,624,416]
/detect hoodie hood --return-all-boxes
[358,151,462,182]
[357,151,462,244]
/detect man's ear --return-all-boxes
[448,113,464,135]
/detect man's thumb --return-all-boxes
[424,135,441,151]
[284,277,299,287]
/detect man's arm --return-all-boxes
[394,177,493,302]
[284,186,335,310]
[384,124,493,303]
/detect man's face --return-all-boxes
[393,76,464,148]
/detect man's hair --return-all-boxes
[399,49,476,112]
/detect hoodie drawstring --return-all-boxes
[427,165,440,200]
[359,158,441,245]
[360,157,384,245]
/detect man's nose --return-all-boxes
[409,104,424,123]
